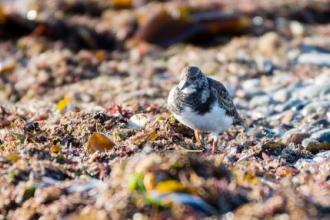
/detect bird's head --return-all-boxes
[178,66,208,94]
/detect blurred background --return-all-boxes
[0,0,329,105]
[0,0,329,102]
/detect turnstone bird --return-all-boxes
[167,66,242,153]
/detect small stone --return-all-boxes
[273,89,289,102]
[280,148,304,164]
[276,166,298,177]
[242,79,261,92]
[285,132,310,145]
[290,21,305,37]
[133,213,149,220]
[302,101,329,117]
[257,32,280,57]
[35,186,63,204]
[310,129,330,143]
[281,111,294,124]
[295,151,330,169]
[311,119,330,128]
[250,95,273,108]
[74,92,94,102]
[128,113,153,129]
[0,59,16,75]
[297,52,330,67]
[281,99,309,111]
[256,59,276,74]
[247,127,264,139]
[296,83,330,99]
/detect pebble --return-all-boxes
[280,147,306,164]
[280,99,308,111]
[276,166,298,176]
[242,78,261,92]
[257,32,280,57]
[312,119,330,128]
[128,114,153,129]
[273,89,289,102]
[302,101,330,117]
[290,21,305,37]
[314,73,330,85]
[133,213,148,220]
[310,129,330,143]
[295,151,330,169]
[285,132,310,145]
[246,127,264,139]
[256,59,276,74]
[281,111,294,124]
[74,92,94,103]
[297,52,330,67]
[295,83,330,99]
[250,95,274,108]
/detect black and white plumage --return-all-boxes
[167,66,242,152]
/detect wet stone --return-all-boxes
[311,129,330,143]
[280,147,307,164]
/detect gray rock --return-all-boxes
[242,79,261,92]
[311,129,330,143]
[297,52,330,67]
[295,83,330,99]
[285,132,310,145]
[272,128,286,137]
[250,95,274,108]
[302,101,330,117]
[273,89,290,102]
[256,59,276,74]
[295,151,330,169]
[74,92,94,103]
[246,127,264,139]
[280,147,305,164]
[128,114,153,129]
[281,99,309,111]
[312,119,330,128]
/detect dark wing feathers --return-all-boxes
[208,78,242,125]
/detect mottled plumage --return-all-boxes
[167,66,242,152]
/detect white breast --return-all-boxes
[173,102,233,135]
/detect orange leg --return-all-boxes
[211,136,219,153]
[194,129,202,144]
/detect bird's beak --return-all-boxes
[179,81,196,94]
